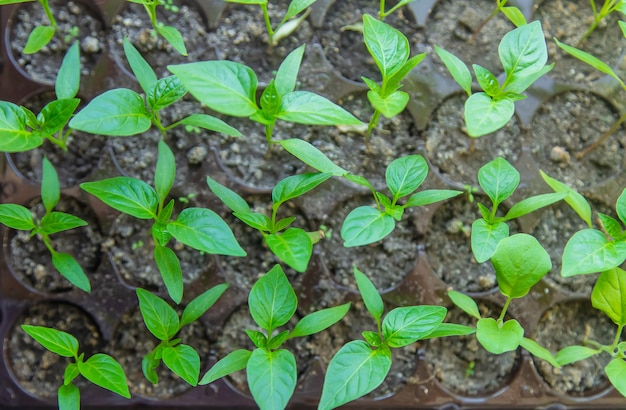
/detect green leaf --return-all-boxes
[620,20,626,38]
[58,383,80,410]
[382,305,447,347]
[156,25,187,56]
[39,98,80,137]
[21,325,79,358]
[39,157,60,213]
[0,204,35,230]
[273,216,296,232]
[471,219,509,263]
[476,318,523,354]
[0,101,44,152]
[278,92,362,125]
[235,211,272,231]
[341,206,395,247]
[556,345,600,366]
[136,288,180,341]
[617,189,626,226]
[499,21,547,80]
[81,177,158,219]
[52,252,91,293]
[473,64,500,97]
[362,331,382,347]
[362,14,409,79]
[520,337,559,368]
[249,265,297,332]
[592,267,626,326]
[155,140,175,205]
[289,303,351,338]
[168,61,258,116]
[199,349,251,385]
[274,44,304,96]
[283,0,316,20]
[501,6,527,27]
[433,45,472,95]
[354,266,384,323]
[422,323,476,339]
[385,155,427,200]
[147,76,187,112]
[605,358,626,397]
[206,176,250,214]
[504,192,567,221]
[465,93,515,137]
[77,354,130,398]
[319,340,391,410]
[539,171,591,226]
[70,89,151,136]
[142,350,160,384]
[181,283,228,327]
[503,63,553,94]
[448,290,481,319]
[153,244,184,304]
[56,42,80,99]
[478,157,520,208]
[64,363,80,385]
[23,25,55,54]
[278,139,347,176]
[176,114,241,136]
[272,172,332,208]
[598,214,624,240]
[247,349,297,410]
[385,52,426,93]
[562,229,626,277]
[404,189,463,208]
[492,234,552,298]
[162,344,200,386]
[265,228,313,273]
[40,212,87,235]
[246,330,267,348]
[123,37,157,94]
[554,39,626,90]
[367,90,409,118]
[169,208,246,256]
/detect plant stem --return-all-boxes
[379,0,385,20]
[497,297,512,324]
[576,112,626,159]
[260,3,275,46]
[611,324,624,354]
[469,6,499,44]
[365,110,381,152]
[39,0,57,28]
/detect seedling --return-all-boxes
[435,21,553,137]
[21,324,130,410]
[127,0,188,55]
[0,158,91,292]
[361,14,426,141]
[555,267,626,397]
[167,44,362,148]
[578,0,626,44]
[0,42,80,152]
[199,265,350,410]
[554,36,626,159]
[470,157,567,263]
[207,172,331,272]
[224,0,317,47]
[448,234,560,365]
[469,0,527,43]
[70,38,239,139]
[81,140,246,303]
[0,0,78,53]
[137,284,228,387]
[318,267,450,409]
[377,0,415,20]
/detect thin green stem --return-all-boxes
[39,0,57,28]
[469,6,499,44]
[612,324,624,353]
[497,297,512,324]
[152,112,168,138]
[576,112,626,159]
[365,110,381,152]
[260,4,275,46]
[379,0,385,20]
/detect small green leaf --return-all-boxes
[470,219,509,263]
[272,172,332,208]
[176,114,241,136]
[362,331,382,347]
[58,383,80,410]
[556,345,600,366]
[341,206,396,247]
[279,92,362,125]
[273,216,296,232]
[385,155,428,200]
[592,267,626,326]
[492,234,552,299]
[21,325,79,358]
[448,290,481,319]
[156,25,187,56]
[478,157,520,208]
[499,21,547,80]
[147,76,187,112]
[283,0,316,20]
[354,266,384,323]
[433,45,472,96]
[598,214,625,240]
[56,42,80,100]
[385,52,426,93]
[200,349,251,385]
[41,157,60,213]
[465,93,515,137]
[123,37,157,94]
[247,349,297,410]
[289,303,351,338]
[40,212,87,235]
[561,229,626,277]
[64,363,80,385]
[181,283,229,327]
[142,350,160,384]
[52,252,91,293]
[168,208,246,256]
[136,288,180,341]
[503,192,567,221]
[69,89,151,136]
[367,90,409,118]
[23,25,55,54]
[235,211,273,232]
[274,44,304,96]
[39,98,80,137]
[617,189,626,226]
[81,177,158,220]
[0,204,35,230]
[0,101,44,152]
[605,358,626,397]
[319,340,391,410]
[78,354,130,398]
[363,14,409,79]
[246,330,267,348]
[155,140,176,205]
[267,330,290,350]
[473,64,500,97]
[162,344,200,386]
[206,176,251,214]
[153,244,183,304]
[278,139,347,176]
[476,318,523,354]
[501,6,527,27]
[249,265,297,332]
[265,228,313,273]
[520,337,559,368]
[382,305,447,347]
[422,323,476,339]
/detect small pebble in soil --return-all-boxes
[550,146,570,164]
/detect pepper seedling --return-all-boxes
[0,157,91,292]
[448,234,560,366]
[361,14,426,140]
[468,0,527,43]
[126,0,188,55]
[167,44,362,147]
[206,172,331,272]
[21,324,130,410]
[578,0,626,45]
[318,267,449,409]
[199,264,350,410]
[377,0,415,20]
[70,38,239,139]
[435,20,553,137]
[81,140,246,304]
[224,0,317,47]
[0,42,80,152]
[137,284,229,387]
